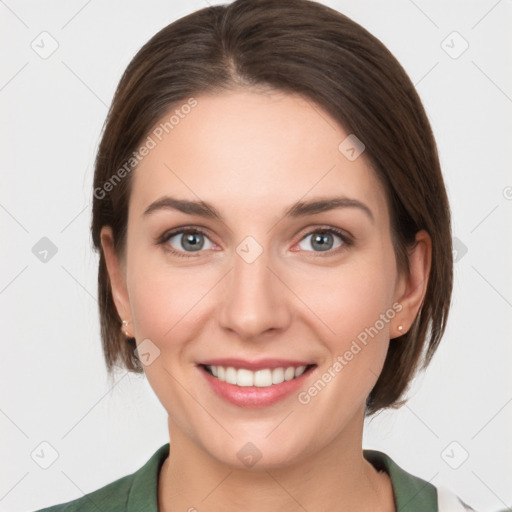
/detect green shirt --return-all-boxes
[32,444,447,511]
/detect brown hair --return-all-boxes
[91,0,453,415]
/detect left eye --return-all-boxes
[297,229,346,252]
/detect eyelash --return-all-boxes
[157,226,353,259]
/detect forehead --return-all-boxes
[130,90,388,223]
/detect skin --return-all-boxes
[101,89,431,511]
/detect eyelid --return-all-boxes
[157,225,213,244]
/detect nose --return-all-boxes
[218,244,291,340]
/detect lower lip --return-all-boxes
[198,365,315,408]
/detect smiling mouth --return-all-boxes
[200,364,316,387]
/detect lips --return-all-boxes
[197,358,317,407]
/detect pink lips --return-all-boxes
[197,358,316,408]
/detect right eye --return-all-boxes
[160,228,215,257]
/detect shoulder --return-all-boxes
[31,443,170,512]
[363,449,479,511]
[32,473,134,512]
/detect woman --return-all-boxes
[35,0,478,510]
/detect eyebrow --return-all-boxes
[143,195,374,223]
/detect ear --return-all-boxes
[100,226,133,337]
[392,230,432,338]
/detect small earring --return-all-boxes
[397,324,404,333]
[121,320,130,337]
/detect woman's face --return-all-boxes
[102,89,428,468]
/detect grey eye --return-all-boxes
[167,231,213,252]
[298,231,343,252]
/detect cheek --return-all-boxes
[126,248,217,343]
[305,250,397,396]
[307,254,396,342]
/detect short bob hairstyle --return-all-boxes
[91,0,453,416]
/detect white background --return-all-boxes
[1,1,511,511]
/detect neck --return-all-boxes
[158,410,395,512]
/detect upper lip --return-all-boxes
[198,358,315,371]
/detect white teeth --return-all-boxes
[284,367,295,381]
[272,367,284,384]
[295,365,306,377]
[237,368,254,387]
[206,365,309,387]
[225,367,237,385]
[254,369,272,387]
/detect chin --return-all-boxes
[202,432,316,472]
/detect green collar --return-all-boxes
[125,444,437,511]
[363,449,438,511]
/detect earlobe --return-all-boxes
[393,230,432,338]
[100,226,132,333]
